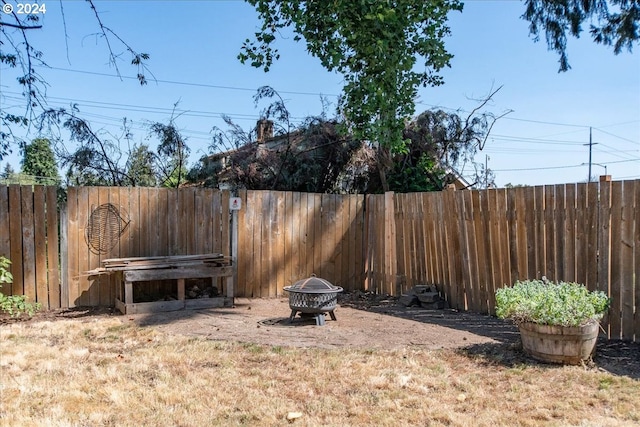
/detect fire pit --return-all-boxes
[283,275,343,326]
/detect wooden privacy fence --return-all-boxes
[2,181,638,341]
[63,187,231,308]
[367,178,639,342]
[236,190,366,297]
[0,185,61,309]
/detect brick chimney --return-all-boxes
[256,119,274,143]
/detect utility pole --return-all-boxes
[485,154,490,189]
[583,127,597,182]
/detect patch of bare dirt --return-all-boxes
[3,292,639,379]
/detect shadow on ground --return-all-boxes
[339,292,520,343]
[341,292,640,380]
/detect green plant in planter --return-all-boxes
[495,280,610,327]
[0,256,41,317]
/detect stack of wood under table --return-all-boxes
[88,253,234,315]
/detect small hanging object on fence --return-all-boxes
[85,203,130,254]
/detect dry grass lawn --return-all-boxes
[1,317,639,426]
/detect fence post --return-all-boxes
[229,194,238,299]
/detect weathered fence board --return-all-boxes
[3,180,638,342]
[61,187,231,308]
[377,179,638,342]
[237,190,366,296]
[0,185,60,309]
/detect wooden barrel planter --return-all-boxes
[518,321,600,365]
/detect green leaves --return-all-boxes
[495,280,611,327]
[241,1,463,155]
[0,257,40,318]
[0,257,12,285]
[522,0,639,71]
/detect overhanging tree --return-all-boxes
[241,0,638,189]
[239,0,463,190]
[0,0,150,159]
[522,0,639,71]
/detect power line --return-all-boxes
[492,164,585,172]
[492,158,638,172]
[593,127,639,145]
[40,66,342,98]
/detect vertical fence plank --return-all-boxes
[89,187,106,307]
[209,190,220,254]
[496,189,511,291]
[434,191,446,289]
[586,183,599,293]
[340,195,352,289]
[634,181,640,342]
[346,195,357,291]
[414,193,427,287]
[300,193,311,280]
[412,193,424,288]
[0,187,9,271]
[523,187,537,280]
[33,186,47,307]
[354,194,365,290]
[393,195,405,291]
[620,181,635,341]
[507,188,519,286]
[463,190,480,312]
[312,194,323,280]
[246,190,259,297]
[195,188,206,254]
[262,191,273,297]
[292,193,302,283]
[286,191,296,286]
[609,181,623,339]
[555,184,566,281]
[564,184,577,283]
[8,186,23,296]
[139,187,151,258]
[575,183,587,286]
[155,188,168,256]
[65,188,78,307]
[442,189,460,309]
[513,187,528,282]
[598,177,613,337]
[334,194,344,289]
[166,189,178,255]
[0,187,8,251]
[236,190,247,297]
[46,186,60,309]
[481,190,497,313]
[274,191,286,295]
[383,192,397,295]
[471,190,488,313]
[456,191,472,310]
[544,185,556,281]
[186,188,197,254]
[221,190,231,256]
[76,187,91,306]
[533,186,546,280]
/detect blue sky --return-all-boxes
[1,0,638,186]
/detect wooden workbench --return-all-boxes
[90,254,234,314]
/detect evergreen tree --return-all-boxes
[21,138,60,185]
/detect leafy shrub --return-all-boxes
[495,280,610,327]
[0,256,41,317]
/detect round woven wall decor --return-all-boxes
[85,203,130,254]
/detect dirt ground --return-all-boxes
[3,292,639,379]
